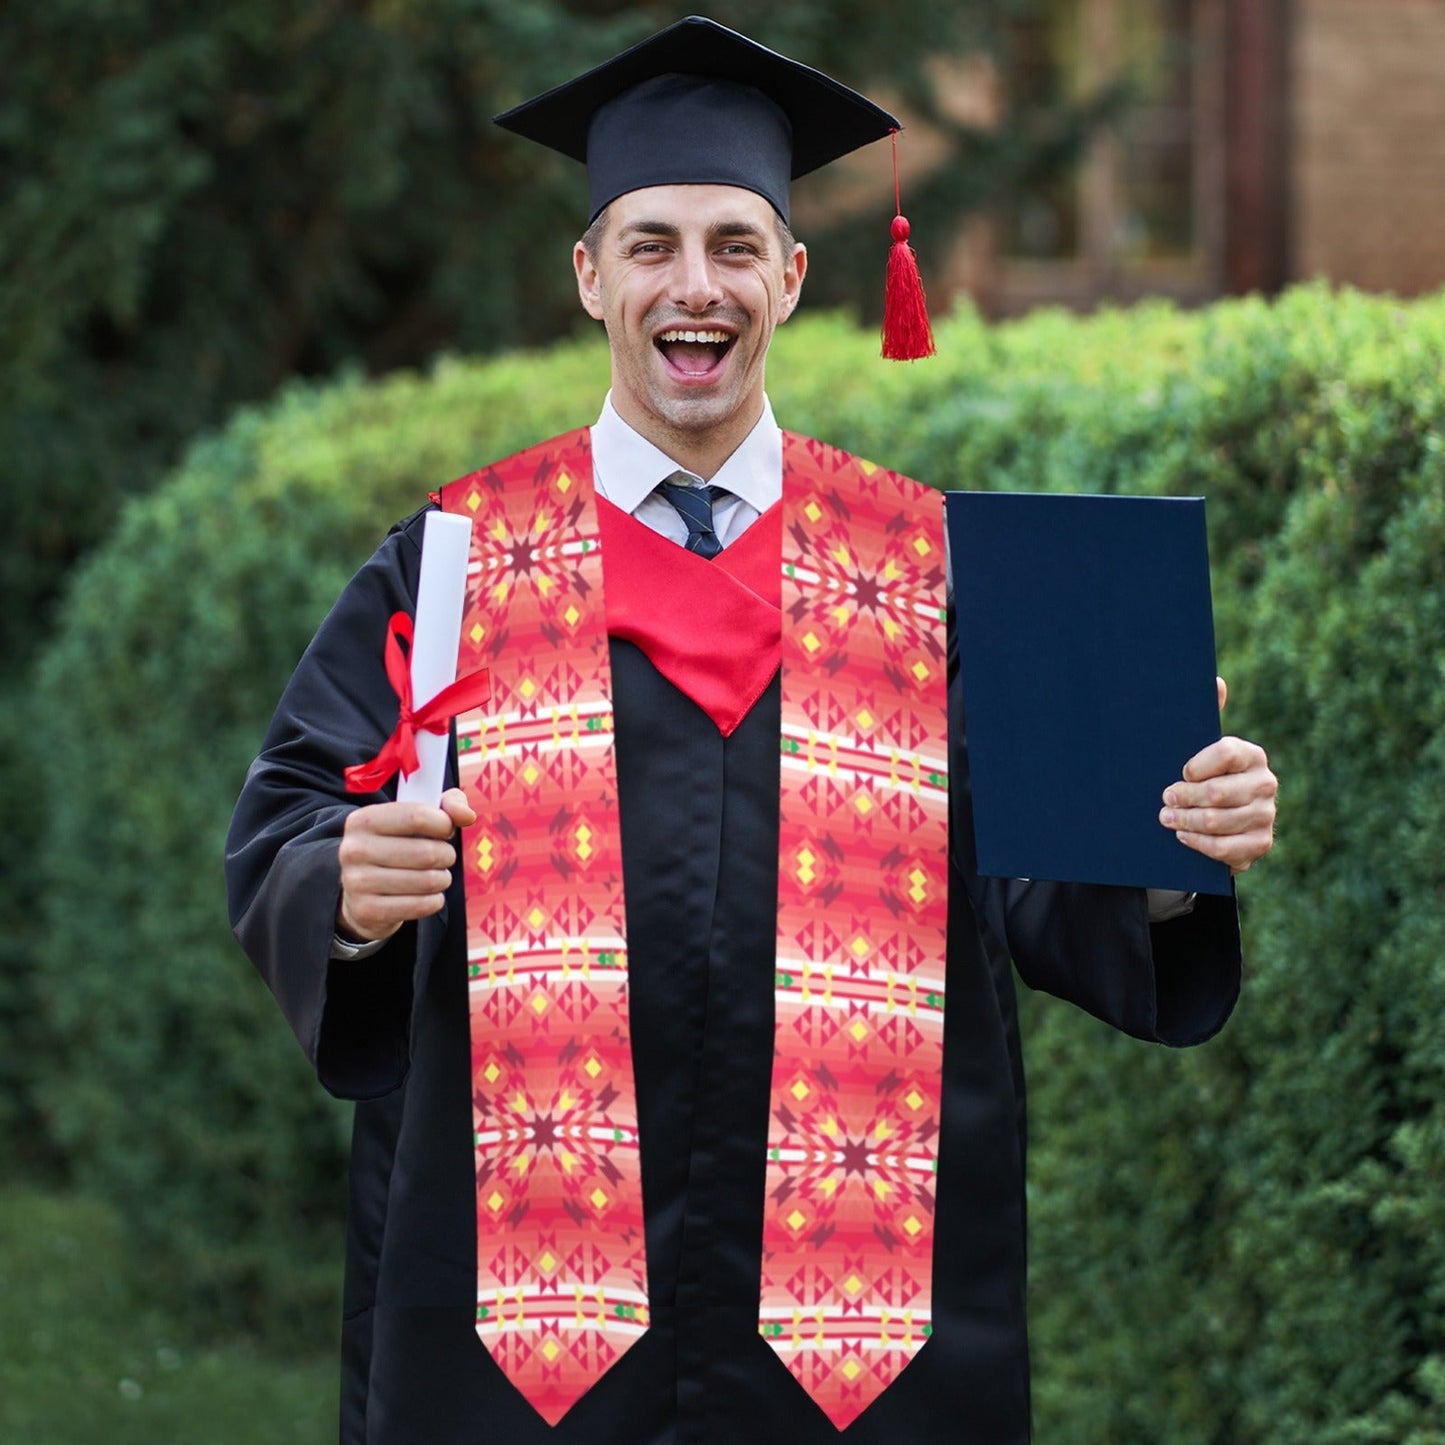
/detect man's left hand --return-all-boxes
[1159,677,1278,874]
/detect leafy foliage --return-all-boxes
[27,287,1445,1441]
[0,0,1048,665]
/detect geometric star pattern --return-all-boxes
[766,434,949,1431]
[440,428,950,1432]
[442,429,646,1427]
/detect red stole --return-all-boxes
[441,428,948,1430]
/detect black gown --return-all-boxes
[226,502,1241,1445]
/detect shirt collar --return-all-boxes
[590,392,782,514]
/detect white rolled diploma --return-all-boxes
[396,510,474,806]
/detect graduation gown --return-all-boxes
[226,495,1241,1445]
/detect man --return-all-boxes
[226,17,1277,1445]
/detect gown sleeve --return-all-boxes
[225,507,437,1099]
[945,615,1242,1048]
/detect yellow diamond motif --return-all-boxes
[804,500,822,523]
[521,762,541,788]
[821,1177,838,1197]
[539,1251,556,1273]
[854,792,873,816]
[585,1056,603,1079]
[857,708,875,730]
[845,1274,864,1296]
[467,490,481,513]
[905,1088,924,1111]
[541,1340,561,1363]
[803,631,822,654]
[556,471,572,494]
[850,935,870,959]
[487,1190,504,1212]
[849,1020,869,1043]
[531,992,549,1015]
[790,1079,810,1102]
[575,824,593,862]
[470,622,484,644]
[913,535,932,557]
[796,847,816,885]
[559,1150,575,1170]
[873,1179,892,1200]
[564,603,580,627]
[909,867,928,904]
[787,1209,807,1231]
[591,1187,608,1209]
[484,1062,501,1084]
[519,677,537,700]
[912,659,930,682]
[841,1360,862,1382]
[528,906,546,929]
[905,1215,924,1237]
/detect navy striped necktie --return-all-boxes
[656,474,729,559]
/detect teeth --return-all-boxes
[657,329,730,344]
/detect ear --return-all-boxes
[777,242,807,323]
[575,240,605,321]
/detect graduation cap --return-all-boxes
[495,15,935,359]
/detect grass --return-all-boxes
[1,1188,336,1445]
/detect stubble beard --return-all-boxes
[629,303,761,441]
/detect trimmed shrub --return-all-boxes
[29,286,1445,1445]
[29,344,610,1341]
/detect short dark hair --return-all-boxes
[581,206,610,264]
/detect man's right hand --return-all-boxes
[336,787,477,943]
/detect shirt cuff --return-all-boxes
[1146,888,1198,923]
[329,931,388,961]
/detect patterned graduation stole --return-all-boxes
[441,429,948,1431]
[766,435,949,1429]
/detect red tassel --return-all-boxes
[881,132,934,360]
[883,215,935,360]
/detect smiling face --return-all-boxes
[574,184,806,478]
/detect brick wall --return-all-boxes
[1292,0,1445,296]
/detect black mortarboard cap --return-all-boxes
[493,15,901,225]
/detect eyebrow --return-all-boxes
[618,219,771,246]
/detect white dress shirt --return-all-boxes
[589,391,780,545]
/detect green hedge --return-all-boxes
[28,286,1445,1440]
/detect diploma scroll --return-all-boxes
[396,511,474,806]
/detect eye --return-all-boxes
[629,240,671,257]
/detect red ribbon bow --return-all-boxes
[344,611,491,794]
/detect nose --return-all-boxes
[672,241,723,314]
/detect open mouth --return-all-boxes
[655,328,734,377]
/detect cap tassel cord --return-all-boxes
[881,130,936,361]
